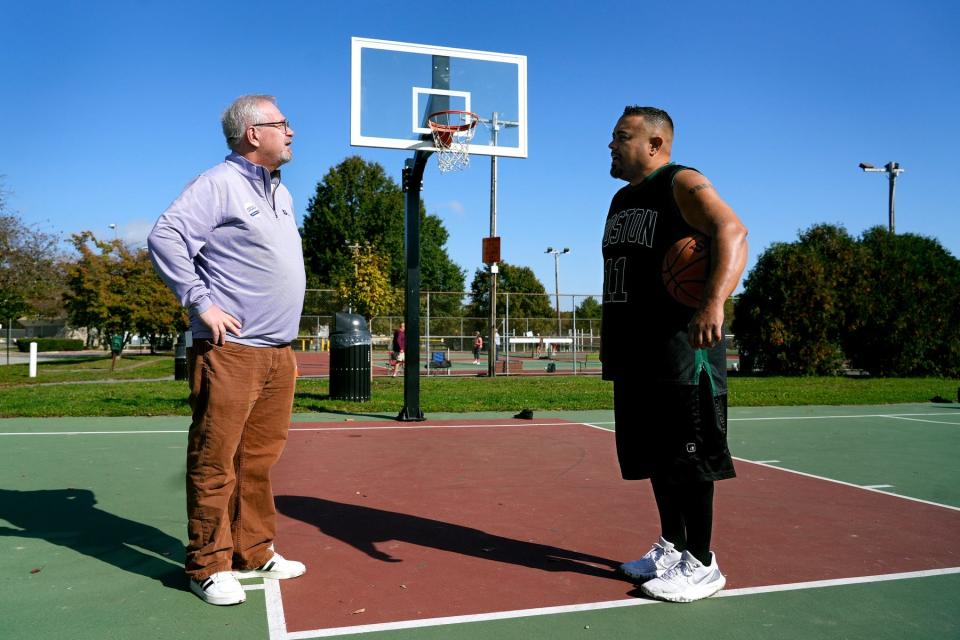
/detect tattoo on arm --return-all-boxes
[688,183,714,195]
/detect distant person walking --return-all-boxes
[392,322,406,377]
[472,331,483,364]
[148,94,307,606]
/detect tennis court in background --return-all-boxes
[1,404,958,639]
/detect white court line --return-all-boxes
[579,422,611,432]
[0,422,574,437]
[3,411,958,437]
[289,421,579,432]
[0,429,187,436]
[281,567,960,639]
[577,413,960,425]
[265,579,288,640]
[881,415,960,426]
[737,458,960,512]
[731,412,960,422]
[863,484,895,489]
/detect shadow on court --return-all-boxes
[0,488,185,589]
[292,397,397,421]
[276,494,622,581]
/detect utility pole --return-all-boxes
[345,241,361,313]
[545,247,570,336]
[482,111,518,376]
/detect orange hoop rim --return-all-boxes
[427,110,480,133]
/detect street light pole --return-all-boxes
[345,241,361,314]
[545,247,570,336]
[858,161,904,233]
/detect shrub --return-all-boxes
[733,225,865,374]
[844,228,960,376]
[15,338,85,352]
[734,223,960,377]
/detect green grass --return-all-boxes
[0,354,173,386]
[728,375,959,406]
[0,358,957,417]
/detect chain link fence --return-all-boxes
[298,289,601,348]
[296,289,604,376]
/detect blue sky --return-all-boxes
[2,0,957,306]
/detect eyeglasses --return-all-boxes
[251,120,292,133]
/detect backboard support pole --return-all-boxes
[397,55,449,421]
[398,153,429,422]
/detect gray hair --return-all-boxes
[221,94,276,151]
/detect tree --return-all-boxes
[300,156,465,313]
[733,224,866,374]
[0,182,66,321]
[733,223,960,377]
[63,232,186,355]
[465,262,554,333]
[128,250,189,353]
[302,157,404,287]
[336,245,398,323]
[845,227,960,376]
[576,296,602,318]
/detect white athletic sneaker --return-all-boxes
[236,553,306,580]
[190,571,246,606]
[619,536,682,581]
[640,550,726,603]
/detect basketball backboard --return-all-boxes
[351,37,527,158]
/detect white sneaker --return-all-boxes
[619,536,682,581]
[190,571,246,606]
[236,553,306,580]
[640,550,726,603]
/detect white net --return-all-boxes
[428,111,480,173]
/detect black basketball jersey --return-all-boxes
[600,163,727,390]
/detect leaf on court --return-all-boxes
[352,608,366,615]
[30,567,42,574]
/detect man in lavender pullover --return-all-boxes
[148,95,306,606]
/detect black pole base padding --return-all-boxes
[396,406,426,422]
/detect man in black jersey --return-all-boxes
[602,106,748,603]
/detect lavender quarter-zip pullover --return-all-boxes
[148,153,306,347]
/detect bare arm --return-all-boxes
[673,170,748,349]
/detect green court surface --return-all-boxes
[1,404,958,639]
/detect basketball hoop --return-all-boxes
[427,110,480,173]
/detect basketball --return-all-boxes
[662,234,711,308]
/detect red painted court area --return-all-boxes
[271,419,960,634]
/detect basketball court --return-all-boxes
[2,404,959,639]
[3,36,957,640]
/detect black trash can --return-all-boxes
[329,312,372,401]
[174,333,188,381]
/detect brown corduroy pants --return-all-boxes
[184,340,296,580]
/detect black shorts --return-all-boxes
[613,371,735,483]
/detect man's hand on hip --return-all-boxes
[199,306,242,345]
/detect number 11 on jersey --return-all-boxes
[604,257,628,303]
